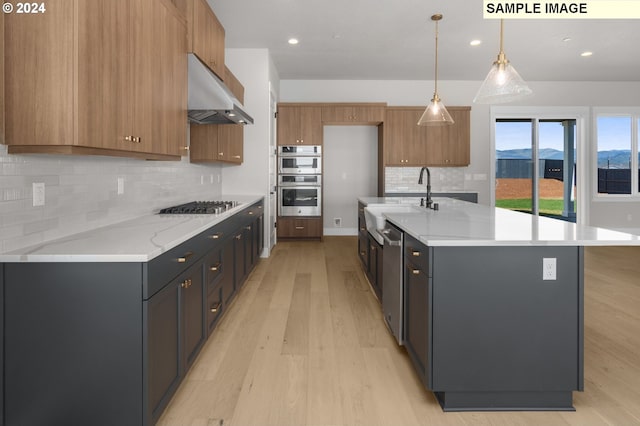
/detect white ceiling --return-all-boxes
[208,0,640,82]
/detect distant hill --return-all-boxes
[497,148,632,169]
[597,150,632,169]
[496,148,564,160]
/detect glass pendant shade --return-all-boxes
[418,14,454,126]
[418,94,454,126]
[473,20,532,104]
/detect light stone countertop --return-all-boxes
[0,195,264,262]
[360,197,640,246]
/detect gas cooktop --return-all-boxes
[159,201,240,215]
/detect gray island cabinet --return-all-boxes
[361,197,640,411]
[404,233,583,410]
[0,198,263,426]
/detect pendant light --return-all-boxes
[418,14,454,126]
[473,19,532,104]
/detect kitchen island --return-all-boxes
[359,197,640,411]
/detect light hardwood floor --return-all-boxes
[158,238,640,426]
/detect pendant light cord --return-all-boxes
[499,18,504,54]
[433,15,441,95]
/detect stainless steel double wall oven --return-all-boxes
[278,145,322,216]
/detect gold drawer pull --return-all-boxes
[233,155,241,159]
[412,251,420,257]
[210,263,221,272]
[181,279,192,288]
[235,234,242,240]
[245,225,252,231]
[248,211,254,215]
[295,226,305,230]
[210,233,222,239]
[412,269,420,275]
[177,251,194,263]
[210,302,221,313]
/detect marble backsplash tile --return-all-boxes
[385,166,466,193]
[0,144,223,253]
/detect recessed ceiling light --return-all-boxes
[581,51,593,57]
[288,38,299,45]
[562,37,572,42]
[470,39,482,46]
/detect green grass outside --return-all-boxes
[496,198,566,216]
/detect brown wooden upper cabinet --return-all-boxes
[321,103,386,125]
[3,0,187,160]
[188,0,225,80]
[384,106,470,167]
[190,124,243,164]
[224,66,245,104]
[277,105,323,146]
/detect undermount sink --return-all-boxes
[364,204,421,233]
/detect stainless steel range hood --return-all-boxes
[187,54,254,125]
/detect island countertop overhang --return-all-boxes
[372,198,640,247]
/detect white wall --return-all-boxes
[280,79,640,230]
[223,49,279,255]
[323,126,378,235]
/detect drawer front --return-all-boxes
[205,249,223,290]
[146,217,235,299]
[207,285,224,334]
[404,234,430,276]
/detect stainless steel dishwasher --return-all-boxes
[380,222,404,345]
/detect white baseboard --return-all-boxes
[323,227,358,236]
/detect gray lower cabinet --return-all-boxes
[402,233,584,411]
[1,200,264,426]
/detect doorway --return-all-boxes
[492,108,587,224]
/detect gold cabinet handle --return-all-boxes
[295,226,305,230]
[210,263,221,272]
[177,251,194,263]
[245,225,252,231]
[235,234,242,240]
[219,152,224,156]
[133,136,141,143]
[181,279,192,288]
[210,302,221,313]
[183,146,190,151]
[360,251,366,256]
[412,251,420,257]
[232,155,241,159]
[248,211,254,215]
[412,269,420,275]
[210,233,222,240]
[124,135,132,142]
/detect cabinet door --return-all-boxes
[277,217,323,238]
[385,108,424,166]
[181,263,205,370]
[190,124,221,162]
[151,1,187,157]
[221,237,236,304]
[234,230,247,287]
[368,235,382,300]
[191,0,225,78]
[404,260,431,388]
[277,105,302,145]
[219,124,244,164]
[147,276,181,423]
[423,107,470,166]
[352,105,385,123]
[300,107,323,145]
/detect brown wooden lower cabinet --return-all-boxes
[277,217,322,239]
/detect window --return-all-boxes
[595,113,639,196]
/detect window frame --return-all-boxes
[592,108,640,201]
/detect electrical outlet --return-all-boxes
[117,177,125,195]
[334,217,342,227]
[33,182,45,206]
[543,258,557,281]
